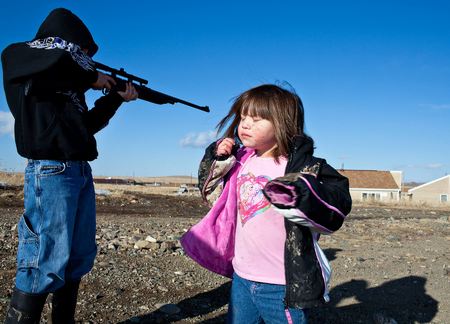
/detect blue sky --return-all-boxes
[0,1,449,183]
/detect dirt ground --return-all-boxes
[0,186,449,323]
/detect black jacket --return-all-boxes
[1,8,123,161]
[275,136,351,307]
[197,136,352,308]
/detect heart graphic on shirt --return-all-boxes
[237,172,271,225]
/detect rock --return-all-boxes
[129,235,142,243]
[157,286,168,292]
[159,241,178,252]
[443,266,450,277]
[387,235,400,242]
[145,235,157,243]
[155,303,181,315]
[107,243,118,250]
[0,192,15,199]
[134,240,154,249]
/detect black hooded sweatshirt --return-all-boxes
[1,8,124,161]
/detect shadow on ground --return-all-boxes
[119,282,230,323]
[120,248,438,323]
[308,275,438,323]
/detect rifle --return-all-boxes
[94,62,210,113]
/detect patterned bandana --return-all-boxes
[27,36,95,71]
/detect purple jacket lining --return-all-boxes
[181,149,341,278]
[299,176,347,219]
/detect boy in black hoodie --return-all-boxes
[2,8,137,323]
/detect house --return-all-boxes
[338,170,402,202]
[408,175,450,206]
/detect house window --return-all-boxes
[441,194,448,203]
[362,192,381,201]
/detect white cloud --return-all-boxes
[180,130,217,148]
[0,111,14,137]
[425,163,444,169]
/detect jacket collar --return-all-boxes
[287,136,315,173]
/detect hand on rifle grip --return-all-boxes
[92,71,116,91]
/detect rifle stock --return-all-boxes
[94,61,210,113]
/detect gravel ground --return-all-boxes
[0,187,449,323]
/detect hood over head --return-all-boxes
[35,8,98,56]
[2,8,97,82]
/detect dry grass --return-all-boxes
[94,183,186,196]
[0,172,23,186]
[94,175,197,185]
[352,200,450,211]
[93,175,198,196]
[0,171,196,185]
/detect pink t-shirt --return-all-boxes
[232,153,288,284]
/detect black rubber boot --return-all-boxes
[4,287,48,324]
[51,280,80,324]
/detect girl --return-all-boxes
[181,84,351,323]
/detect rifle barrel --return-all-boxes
[138,87,210,112]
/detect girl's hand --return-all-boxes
[216,138,235,156]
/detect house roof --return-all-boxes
[408,174,450,192]
[338,170,400,190]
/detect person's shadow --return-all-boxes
[119,248,438,324]
[310,248,438,323]
[119,281,231,323]
[323,247,341,262]
[308,276,438,323]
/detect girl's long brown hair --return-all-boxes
[217,84,307,160]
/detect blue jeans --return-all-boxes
[15,160,97,294]
[228,273,307,324]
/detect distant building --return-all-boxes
[338,170,402,202]
[93,178,137,185]
[408,175,450,206]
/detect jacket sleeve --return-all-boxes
[26,52,98,94]
[25,54,124,135]
[19,48,124,134]
[198,140,238,205]
[263,161,352,234]
[84,92,124,134]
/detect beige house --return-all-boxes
[408,175,450,206]
[338,170,402,202]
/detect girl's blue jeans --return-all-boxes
[228,273,308,324]
[15,159,97,294]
